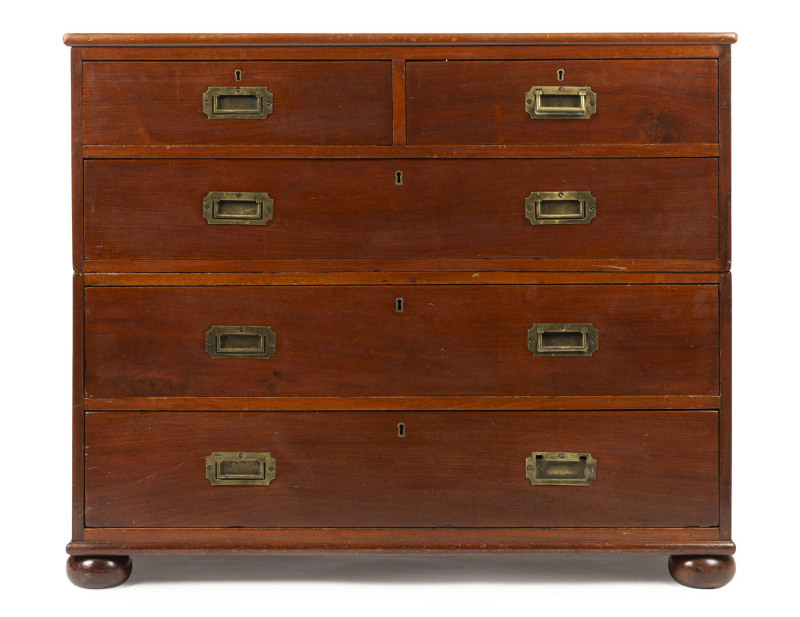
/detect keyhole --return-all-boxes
[395,170,403,185]
[397,423,406,438]
[234,70,242,82]
[557,69,565,81]
[395,297,404,313]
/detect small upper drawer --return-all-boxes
[406,60,718,145]
[82,61,393,145]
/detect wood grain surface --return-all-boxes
[83,284,719,398]
[84,158,719,262]
[84,410,719,528]
[82,61,393,145]
[68,35,735,569]
[64,33,738,47]
[407,60,718,145]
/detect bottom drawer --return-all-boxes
[84,411,719,529]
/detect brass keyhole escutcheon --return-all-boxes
[395,297,404,313]
[234,70,242,81]
[397,423,406,438]
[557,68,565,81]
[395,170,403,185]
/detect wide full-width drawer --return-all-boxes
[84,284,719,398]
[82,61,393,145]
[84,158,719,262]
[406,60,718,145]
[84,410,720,528]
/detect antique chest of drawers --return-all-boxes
[64,33,736,589]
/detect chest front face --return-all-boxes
[65,32,735,590]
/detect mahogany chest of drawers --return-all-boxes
[64,33,736,589]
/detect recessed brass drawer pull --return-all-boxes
[525,85,597,119]
[202,192,274,225]
[202,86,274,119]
[205,451,276,486]
[525,191,596,225]
[526,451,597,486]
[205,325,277,359]
[528,323,598,356]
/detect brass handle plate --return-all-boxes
[205,325,277,359]
[526,451,597,486]
[202,86,274,119]
[205,452,276,486]
[203,192,274,225]
[525,191,596,225]
[528,323,598,357]
[525,86,597,119]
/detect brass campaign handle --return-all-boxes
[525,86,597,119]
[202,86,273,119]
[526,451,597,486]
[203,192,274,225]
[205,326,277,359]
[525,191,596,225]
[527,323,598,357]
[205,452,276,486]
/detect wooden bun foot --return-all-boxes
[668,555,735,589]
[67,556,132,589]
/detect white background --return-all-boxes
[1,0,797,613]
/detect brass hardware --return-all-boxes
[395,170,403,185]
[525,85,597,119]
[397,422,406,438]
[205,451,276,486]
[557,69,565,81]
[202,86,273,119]
[205,325,277,359]
[525,191,596,225]
[527,323,598,357]
[395,297,404,313]
[234,70,242,82]
[202,191,274,226]
[526,451,597,486]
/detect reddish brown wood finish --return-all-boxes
[84,284,719,398]
[668,555,735,589]
[71,48,84,273]
[84,411,718,529]
[64,33,738,46]
[720,272,732,538]
[82,61,393,145]
[76,44,720,61]
[392,59,406,144]
[67,34,735,585]
[407,60,718,145]
[84,395,720,411]
[67,556,132,589]
[72,274,85,538]
[719,45,732,271]
[83,272,720,285]
[68,540,734,556]
[77,526,728,545]
[82,143,720,159]
[84,259,722,274]
[83,158,718,263]
[77,44,723,62]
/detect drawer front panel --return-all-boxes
[84,410,720,528]
[84,158,719,262]
[82,61,393,145]
[84,285,719,397]
[406,60,718,145]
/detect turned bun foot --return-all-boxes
[668,555,735,589]
[67,556,132,589]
